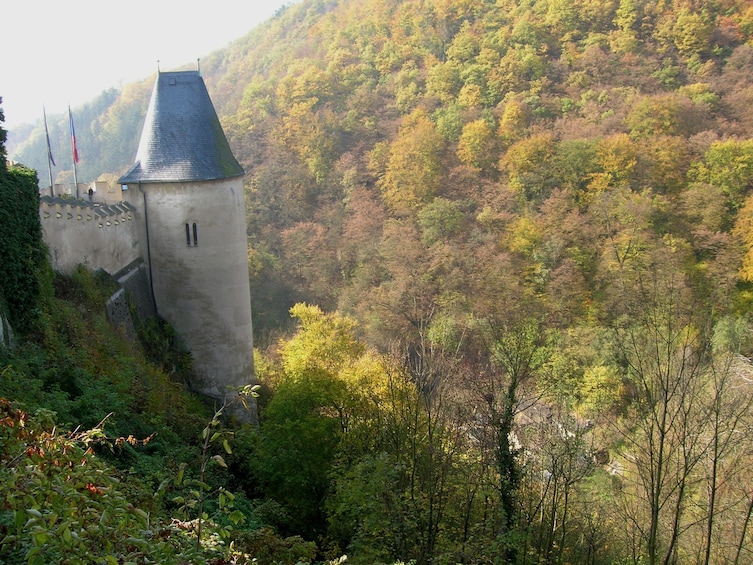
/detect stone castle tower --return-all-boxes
[118,70,255,417]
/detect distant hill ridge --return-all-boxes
[9,0,753,182]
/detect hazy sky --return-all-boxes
[1,0,296,130]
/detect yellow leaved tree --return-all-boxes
[378,109,444,215]
[732,193,753,282]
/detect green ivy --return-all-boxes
[0,162,44,334]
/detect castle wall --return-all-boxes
[0,312,13,349]
[104,259,156,342]
[124,178,254,406]
[40,196,141,275]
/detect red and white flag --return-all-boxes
[68,106,79,164]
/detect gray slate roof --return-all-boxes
[119,71,244,184]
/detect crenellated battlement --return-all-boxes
[40,195,141,276]
[40,195,136,225]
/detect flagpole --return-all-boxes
[43,107,55,196]
[68,106,80,199]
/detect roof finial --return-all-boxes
[157,59,160,73]
[197,58,201,76]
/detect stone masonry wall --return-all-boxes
[40,196,141,276]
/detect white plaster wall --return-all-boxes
[40,202,141,275]
[126,178,254,400]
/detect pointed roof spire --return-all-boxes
[119,71,244,184]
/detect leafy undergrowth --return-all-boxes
[0,398,203,564]
[0,267,323,564]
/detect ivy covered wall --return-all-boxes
[0,105,45,334]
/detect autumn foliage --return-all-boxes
[7,0,753,563]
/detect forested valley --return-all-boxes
[6,0,753,563]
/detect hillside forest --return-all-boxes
[6,0,753,563]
